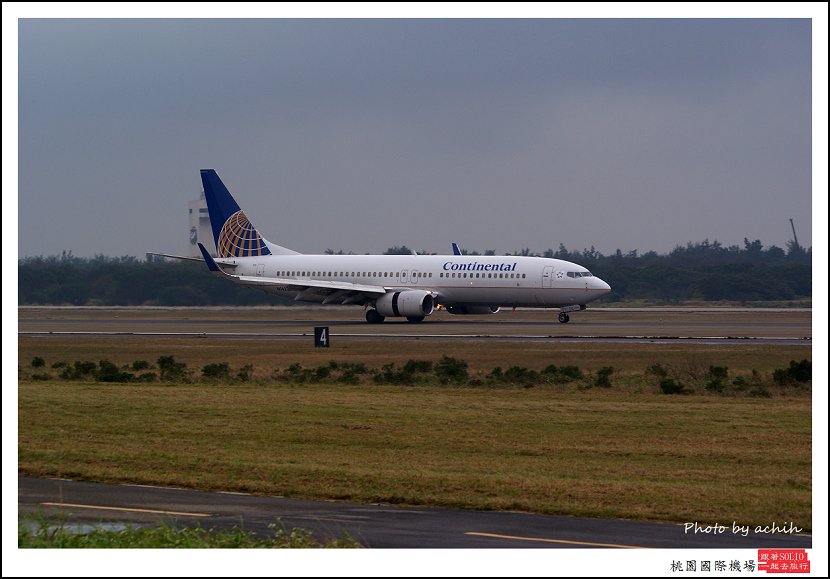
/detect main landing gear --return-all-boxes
[366,309,385,324]
[365,309,425,324]
[558,312,570,324]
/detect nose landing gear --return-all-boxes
[558,304,586,324]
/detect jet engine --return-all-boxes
[445,305,500,315]
[375,290,435,318]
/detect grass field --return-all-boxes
[18,332,812,531]
[19,516,360,548]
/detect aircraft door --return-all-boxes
[399,269,409,283]
[255,264,265,277]
[542,266,553,288]
[410,270,419,285]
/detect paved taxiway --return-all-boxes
[20,477,812,549]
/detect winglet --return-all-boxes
[197,243,221,272]
[451,242,462,256]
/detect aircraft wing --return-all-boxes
[232,274,387,304]
[197,243,386,305]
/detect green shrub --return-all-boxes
[773,360,811,385]
[502,366,539,387]
[157,355,189,382]
[705,365,729,392]
[403,360,433,374]
[435,356,469,384]
[96,360,135,382]
[31,357,46,368]
[646,364,669,377]
[202,362,231,379]
[59,360,97,380]
[705,379,725,393]
[594,367,614,388]
[237,364,254,381]
[660,378,688,395]
[558,366,583,380]
[541,364,583,384]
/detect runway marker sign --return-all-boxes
[314,327,330,348]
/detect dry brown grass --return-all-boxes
[19,379,810,529]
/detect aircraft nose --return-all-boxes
[594,278,612,294]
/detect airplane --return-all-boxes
[159,170,611,324]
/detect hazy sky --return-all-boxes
[14,15,817,258]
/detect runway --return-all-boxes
[19,477,812,549]
[17,306,812,346]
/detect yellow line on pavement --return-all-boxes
[41,502,210,517]
[465,531,648,549]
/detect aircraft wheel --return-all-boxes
[558,312,570,324]
[366,309,386,324]
[406,316,425,323]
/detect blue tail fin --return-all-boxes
[200,169,272,258]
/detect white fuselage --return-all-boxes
[217,254,611,308]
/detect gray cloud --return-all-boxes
[18,18,813,257]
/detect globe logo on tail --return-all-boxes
[217,210,271,257]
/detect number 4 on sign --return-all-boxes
[314,327,330,348]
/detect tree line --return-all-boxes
[18,239,811,306]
